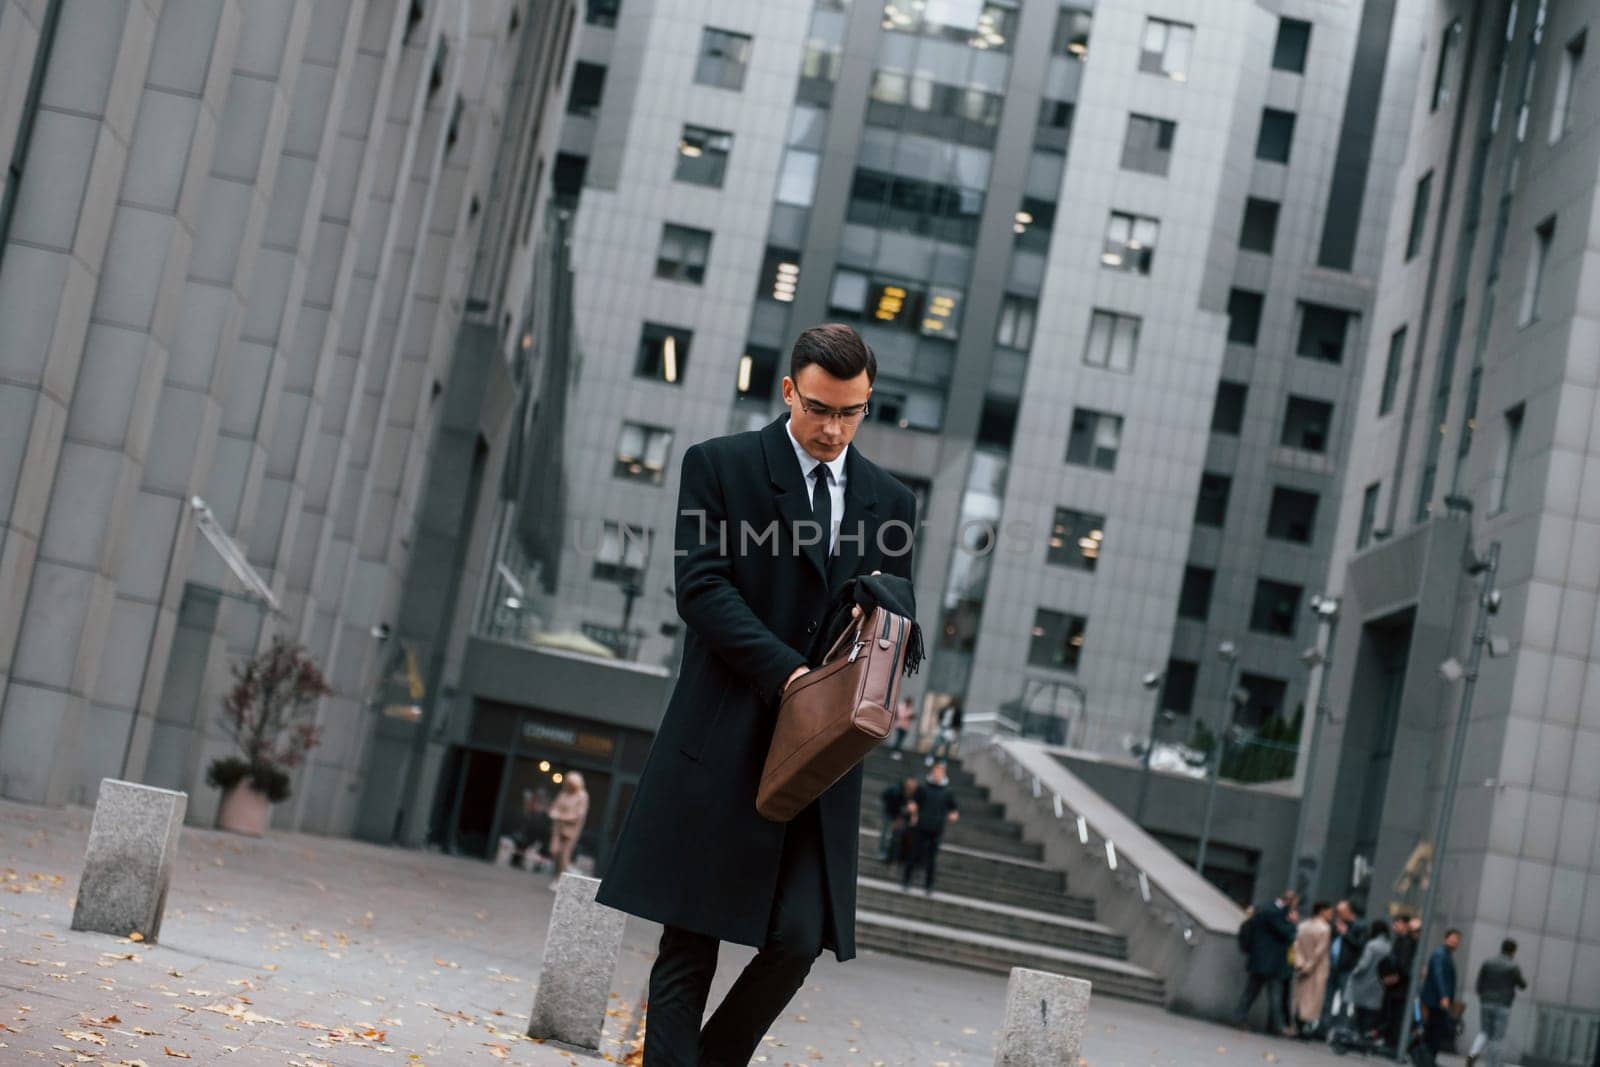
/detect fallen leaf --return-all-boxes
[127,932,145,942]
[486,1044,510,1059]
[61,1029,106,1045]
[162,1047,190,1059]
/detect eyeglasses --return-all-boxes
[794,385,869,424]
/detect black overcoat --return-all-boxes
[596,416,918,961]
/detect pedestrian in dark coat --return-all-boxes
[1234,891,1299,1034]
[596,325,918,1066]
[1420,929,1461,1055]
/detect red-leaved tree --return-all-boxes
[208,636,334,802]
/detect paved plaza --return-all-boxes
[3,798,1402,1066]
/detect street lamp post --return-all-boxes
[1288,594,1340,899]
[1394,540,1502,1062]
[1195,641,1241,877]
[1133,670,1165,825]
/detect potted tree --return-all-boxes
[206,636,333,836]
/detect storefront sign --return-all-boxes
[520,718,615,759]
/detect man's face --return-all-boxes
[903,777,917,794]
[1444,932,1460,950]
[1410,917,1424,934]
[782,365,872,463]
[1336,901,1355,923]
[929,763,948,785]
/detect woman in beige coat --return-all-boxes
[1293,901,1334,1032]
[547,772,589,876]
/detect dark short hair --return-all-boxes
[1501,938,1518,955]
[1369,919,1389,939]
[790,323,877,384]
[1313,901,1332,915]
[1445,927,1462,939]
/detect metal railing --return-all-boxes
[986,738,1203,948]
[1527,1003,1600,1067]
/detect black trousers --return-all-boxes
[1234,973,1287,1032]
[901,829,941,890]
[643,805,829,1067]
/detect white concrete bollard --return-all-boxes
[527,873,626,1049]
[995,967,1092,1067]
[70,779,187,943]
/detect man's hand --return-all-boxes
[784,665,810,692]
[947,811,959,823]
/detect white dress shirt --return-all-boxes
[786,419,847,554]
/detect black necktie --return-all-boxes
[811,462,832,560]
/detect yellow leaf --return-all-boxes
[486,1044,510,1059]
[162,1046,191,1058]
[127,932,145,942]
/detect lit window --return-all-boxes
[736,345,780,402]
[1046,508,1105,572]
[614,423,672,484]
[1028,608,1087,671]
[1052,7,1093,59]
[758,246,800,303]
[1103,212,1159,274]
[675,125,732,186]
[635,323,692,385]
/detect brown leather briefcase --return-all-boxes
[756,605,912,822]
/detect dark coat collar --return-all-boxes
[759,415,880,580]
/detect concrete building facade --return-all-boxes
[1301,0,1600,1056]
[0,0,578,834]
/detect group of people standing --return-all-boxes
[1235,890,1529,1067]
[499,772,591,878]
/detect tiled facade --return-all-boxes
[1307,0,1600,1050]
[0,0,577,833]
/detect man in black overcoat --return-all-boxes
[597,324,918,1066]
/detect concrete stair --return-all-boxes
[854,749,1166,1005]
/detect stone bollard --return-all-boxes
[527,872,626,1050]
[70,780,187,943]
[995,967,1092,1067]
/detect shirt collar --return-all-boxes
[785,417,847,485]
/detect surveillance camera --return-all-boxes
[1487,635,1512,658]
[1438,658,1464,683]
[1300,647,1324,667]
[1217,640,1237,660]
[1484,589,1502,614]
[370,623,392,641]
[1309,595,1340,619]
[1142,671,1163,690]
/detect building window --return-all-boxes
[1551,30,1586,143]
[737,345,780,401]
[1161,658,1199,714]
[1493,403,1524,513]
[1236,673,1288,728]
[551,153,586,209]
[586,0,621,27]
[1047,508,1105,572]
[568,61,606,116]
[1519,215,1555,326]
[1266,487,1319,544]
[1281,396,1333,453]
[1028,608,1087,672]
[997,295,1037,350]
[1065,408,1122,471]
[1037,98,1075,149]
[1357,482,1380,549]
[1195,472,1231,528]
[635,322,692,385]
[777,149,821,207]
[615,422,672,484]
[1053,7,1093,59]
[1379,327,1406,415]
[1103,212,1158,274]
[1084,310,1139,372]
[829,270,962,339]
[1297,302,1352,364]
[1273,17,1311,72]
[1250,579,1303,638]
[1227,288,1264,345]
[977,395,1018,451]
[1178,565,1214,621]
[1406,171,1433,260]
[758,246,800,303]
[676,125,732,186]
[849,167,985,245]
[1240,197,1280,254]
[1140,16,1194,79]
[1121,114,1176,176]
[592,521,649,584]
[1256,108,1296,164]
[1431,19,1463,111]
[695,27,752,90]
[656,224,711,284]
[1212,380,1248,435]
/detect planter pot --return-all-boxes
[216,778,273,837]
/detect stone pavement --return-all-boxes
[1,798,1397,1066]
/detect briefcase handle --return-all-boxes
[820,612,867,665]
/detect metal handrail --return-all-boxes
[986,738,1201,946]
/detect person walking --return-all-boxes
[901,762,959,893]
[877,776,917,863]
[1345,919,1394,1040]
[1419,928,1462,1057]
[929,700,963,763]
[889,697,916,759]
[596,325,919,1067]
[500,789,552,871]
[1234,890,1299,1035]
[1293,901,1334,1036]
[1384,914,1422,1045]
[1467,938,1526,1067]
[547,773,589,876]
